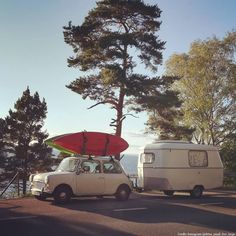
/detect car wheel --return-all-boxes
[53,186,72,204]
[163,190,174,196]
[34,195,47,201]
[190,186,203,198]
[115,185,130,201]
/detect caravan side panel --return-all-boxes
[138,144,223,191]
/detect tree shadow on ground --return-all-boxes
[56,192,236,233]
[0,200,134,236]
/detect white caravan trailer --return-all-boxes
[137,141,223,197]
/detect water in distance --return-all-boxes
[121,153,138,175]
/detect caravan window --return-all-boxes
[140,153,155,164]
[188,151,208,167]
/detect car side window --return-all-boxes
[81,160,101,174]
[103,162,122,174]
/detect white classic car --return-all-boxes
[29,156,132,204]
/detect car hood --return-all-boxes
[33,171,72,182]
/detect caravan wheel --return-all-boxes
[163,190,174,196]
[190,186,203,198]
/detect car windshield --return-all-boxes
[56,158,79,172]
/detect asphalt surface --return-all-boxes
[0,190,236,236]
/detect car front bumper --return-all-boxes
[30,181,52,197]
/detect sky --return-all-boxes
[0,0,235,154]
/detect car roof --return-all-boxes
[65,156,119,162]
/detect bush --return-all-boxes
[220,137,236,187]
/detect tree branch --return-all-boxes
[87,100,118,110]
[122,113,139,119]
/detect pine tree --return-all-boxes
[5,87,51,194]
[0,118,7,173]
[63,0,165,156]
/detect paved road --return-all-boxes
[0,190,236,236]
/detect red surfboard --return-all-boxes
[46,132,129,156]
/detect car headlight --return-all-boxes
[44,176,49,184]
[29,174,35,182]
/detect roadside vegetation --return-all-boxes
[0,88,52,195]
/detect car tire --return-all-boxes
[34,195,47,201]
[190,186,203,198]
[115,185,130,201]
[53,186,72,204]
[163,190,174,196]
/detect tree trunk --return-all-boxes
[114,89,125,160]
[115,43,127,160]
[22,152,28,195]
[22,174,27,195]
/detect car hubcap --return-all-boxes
[59,192,66,199]
[120,190,127,198]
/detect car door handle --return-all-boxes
[98,177,104,180]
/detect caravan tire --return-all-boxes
[190,186,203,198]
[163,190,174,196]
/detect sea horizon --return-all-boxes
[121,153,138,175]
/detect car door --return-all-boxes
[75,160,105,195]
[102,161,124,194]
